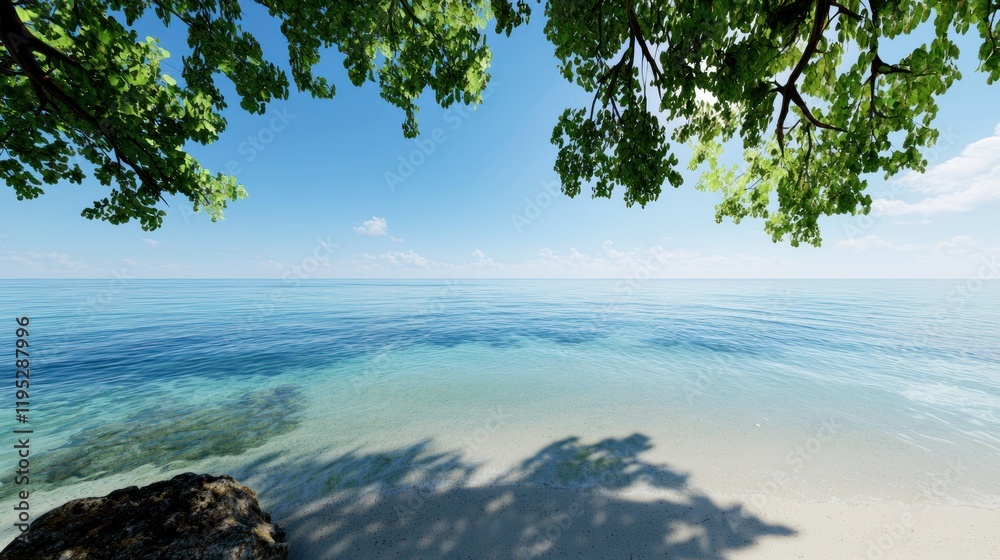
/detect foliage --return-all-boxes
[1,0,499,229]
[545,0,1000,245]
[2,0,998,243]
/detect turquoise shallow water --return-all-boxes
[1,279,999,543]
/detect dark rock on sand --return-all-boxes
[0,472,288,560]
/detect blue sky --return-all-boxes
[2,10,999,279]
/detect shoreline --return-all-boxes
[3,403,999,557]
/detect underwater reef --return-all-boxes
[3,386,302,500]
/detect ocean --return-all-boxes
[1,279,998,548]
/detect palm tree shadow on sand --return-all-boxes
[234,433,795,559]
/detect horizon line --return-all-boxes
[0,277,973,281]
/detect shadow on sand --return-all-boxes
[233,433,795,559]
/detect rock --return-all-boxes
[1,472,288,560]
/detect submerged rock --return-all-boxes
[0,473,288,560]
[39,385,302,490]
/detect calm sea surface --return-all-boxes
[1,279,998,542]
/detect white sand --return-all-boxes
[263,416,1000,559]
[276,484,1000,559]
[2,433,998,559]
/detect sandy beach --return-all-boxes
[3,396,999,559]
[276,484,1000,559]
[251,420,1000,559]
[4,451,998,559]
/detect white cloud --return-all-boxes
[121,258,193,272]
[532,247,603,270]
[470,249,502,270]
[333,243,760,278]
[261,237,994,278]
[390,236,405,243]
[873,123,1000,215]
[931,235,1000,260]
[837,234,1000,265]
[141,238,161,248]
[317,238,994,279]
[0,251,89,271]
[836,235,922,252]
[601,240,624,259]
[837,235,893,251]
[365,250,443,268]
[509,243,784,278]
[353,216,390,237]
[254,252,333,273]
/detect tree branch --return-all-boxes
[594,33,634,121]
[398,0,444,44]
[625,0,661,82]
[775,0,831,155]
[0,0,164,193]
[830,1,863,21]
[788,86,846,133]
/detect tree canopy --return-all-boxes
[2,0,998,244]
